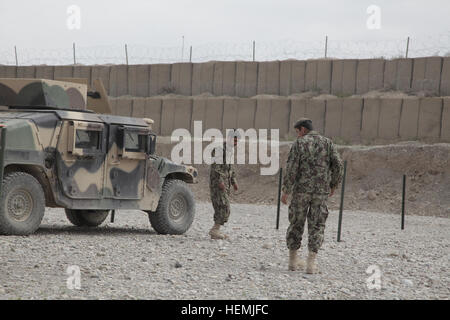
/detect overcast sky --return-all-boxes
[1,0,449,63]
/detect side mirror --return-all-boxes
[148,134,156,155]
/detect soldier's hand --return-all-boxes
[281,193,288,205]
[329,187,336,197]
[218,182,225,191]
[233,183,238,191]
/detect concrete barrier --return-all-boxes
[204,98,224,131]
[305,60,317,91]
[441,57,450,96]
[291,60,306,94]
[397,59,412,91]
[384,59,398,90]
[378,99,402,140]
[222,98,238,130]
[331,60,357,96]
[149,64,171,95]
[289,98,307,137]
[305,99,326,134]
[191,98,207,132]
[109,65,128,97]
[145,98,163,135]
[236,98,256,130]
[369,59,385,91]
[54,66,73,79]
[280,60,293,96]
[213,62,236,96]
[173,98,193,131]
[418,98,443,139]
[399,98,420,140]
[270,98,290,138]
[91,66,110,92]
[192,62,214,95]
[257,61,280,95]
[235,62,258,97]
[73,66,92,87]
[316,60,332,93]
[361,98,380,140]
[356,59,370,94]
[341,98,362,141]
[35,66,54,79]
[324,99,342,138]
[131,98,146,118]
[255,98,271,130]
[128,65,149,97]
[115,97,133,117]
[161,98,176,136]
[0,66,16,78]
[412,57,442,95]
[16,66,35,78]
[171,63,192,95]
[109,98,118,115]
[441,98,450,141]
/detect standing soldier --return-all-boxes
[208,130,240,239]
[281,118,343,273]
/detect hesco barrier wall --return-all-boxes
[1,56,450,97]
[109,96,450,143]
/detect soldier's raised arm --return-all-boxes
[282,140,301,195]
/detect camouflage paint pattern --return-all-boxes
[0,101,197,212]
[209,144,237,225]
[0,79,87,110]
[282,130,343,252]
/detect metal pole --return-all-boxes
[276,168,283,230]
[325,35,328,58]
[337,160,347,242]
[181,36,185,62]
[125,44,129,65]
[401,175,406,230]
[405,37,410,58]
[189,46,192,62]
[110,210,115,223]
[14,46,18,66]
[73,42,76,65]
[252,41,255,61]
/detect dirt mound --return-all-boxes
[156,141,450,218]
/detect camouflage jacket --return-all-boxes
[282,131,343,195]
[210,143,237,191]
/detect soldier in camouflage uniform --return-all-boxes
[208,130,240,240]
[281,118,343,273]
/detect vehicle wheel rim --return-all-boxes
[169,194,187,221]
[7,189,33,222]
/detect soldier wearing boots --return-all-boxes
[208,130,240,239]
[281,118,343,273]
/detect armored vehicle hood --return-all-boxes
[0,78,87,110]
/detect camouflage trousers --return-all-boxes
[210,186,231,225]
[286,193,329,253]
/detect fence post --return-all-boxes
[405,36,410,58]
[337,160,347,242]
[181,36,185,61]
[14,46,18,66]
[401,174,406,230]
[276,168,283,230]
[73,42,76,65]
[189,46,192,62]
[325,35,328,58]
[252,41,255,61]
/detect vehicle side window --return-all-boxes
[124,131,147,153]
[75,129,101,150]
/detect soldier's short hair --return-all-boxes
[294,118,313,131]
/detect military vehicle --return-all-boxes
[0,78,197,235]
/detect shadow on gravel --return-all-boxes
[35,225,157,236]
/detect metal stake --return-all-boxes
[405,37,410,58]
[401,175,406,230]
[276,168,283,230]
[337,160,347,242]
[125,44,129,65]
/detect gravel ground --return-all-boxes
[0,202,448,300]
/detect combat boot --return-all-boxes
[306,251,319,274]
[288,249,306,271]
[209,223,228,240]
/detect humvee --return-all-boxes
[0,78,197,235]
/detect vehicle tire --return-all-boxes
[0,172,45,235]
[148,179,195,235]
[65,209,109,227]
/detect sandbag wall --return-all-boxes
[1,56,450,97]
[109,96,450,143]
